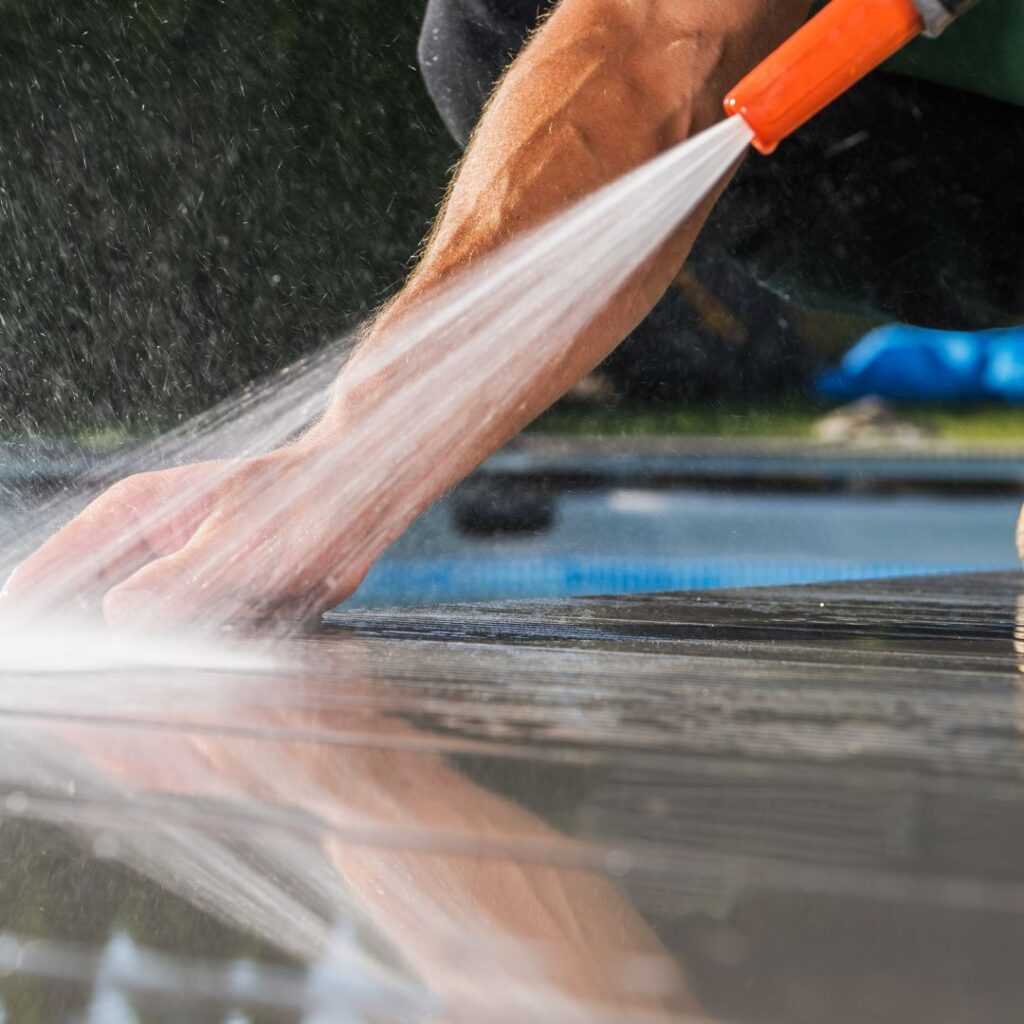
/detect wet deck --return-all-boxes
[2,571,1024,1021]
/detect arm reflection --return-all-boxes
[0,644,700,1023]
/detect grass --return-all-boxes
[529,401,1024,445]
[531,402,826,439]
[908,406,1024,444]
[9,403,1024,451]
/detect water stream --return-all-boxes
[0,115,754,654]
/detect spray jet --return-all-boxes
[725,0,984,154]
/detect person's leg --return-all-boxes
[418,0,555,147]
[600,264,810,403]
[693,74,1024,328]
[417,4,1024,329]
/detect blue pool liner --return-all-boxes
[348,556,1018,607]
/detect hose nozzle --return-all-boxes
[724,0,982,155]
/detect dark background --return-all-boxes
[0,0,457,432]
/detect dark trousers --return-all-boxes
[419,0,1024,329]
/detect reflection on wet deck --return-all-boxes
[2,571,1024,1021]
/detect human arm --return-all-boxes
[330,0,813,446]
[3,0,812,624]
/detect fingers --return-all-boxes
[102,511,245,628]
[1,463,222,618]
[101,540,310,629]
[1,482,156,617]
[5,450,372,630]
[102,516,372,630]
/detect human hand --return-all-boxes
[0,441,376,628]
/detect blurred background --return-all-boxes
[0,0,457,432]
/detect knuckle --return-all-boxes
[103,475,143,503]
[102,469,164,511]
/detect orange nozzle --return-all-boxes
[724,0,924,155]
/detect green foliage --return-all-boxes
[532,401,1024,444]
[531,402,828,439]
[0,0,456,430]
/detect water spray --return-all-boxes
[725,0,984,154]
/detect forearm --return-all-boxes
[403,0,811,305]
[314,0,810,510]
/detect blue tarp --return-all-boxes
[817,325,1024,403]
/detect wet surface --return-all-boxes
[3,571,1024,1020]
